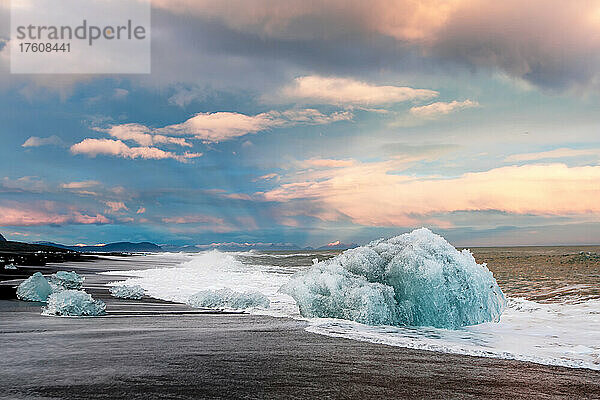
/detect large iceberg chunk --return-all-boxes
[187,288,270,310]
[42,290,106,316]
[282,228,506,329]
[16,272,53,302]
[110,285,144,299]
[49,271,84,290]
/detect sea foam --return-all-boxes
[110,285,145,299]
[282,228,506,328]
[101,243,600,370]
[188,288,270,310]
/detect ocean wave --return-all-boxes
[103,249,299,316]
[188,288,270,310]
[103,242,600,371]
[306,297,600,370]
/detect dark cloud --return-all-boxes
[142,10,438,90]
[148,0,600,92]
[432,1,600,91]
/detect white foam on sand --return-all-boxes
[188,288,270,310]
[306,297,600,370]
[103,250,300,317]
[109,285,145,300]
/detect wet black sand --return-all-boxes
[1,256,599,399]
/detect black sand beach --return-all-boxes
[0,240,100,293]
[1,255,599,399]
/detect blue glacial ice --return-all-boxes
[16,272,53,302]
[42,290,106,316]
[110,285,145,299]
[187,288,270,310]
[49,271,84,290]
[282,228,506,329]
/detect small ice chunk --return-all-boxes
[109,285,144,300]
[50,271,84,290]
[187,288,270,310]
[42,290,106,316]
[16,272,53,302]
[4,264,17,270]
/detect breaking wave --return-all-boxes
[103,229,600,370]
[188,288,270,310]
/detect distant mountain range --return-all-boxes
[0,240,73,254]
[0,230,357,253]
[165,241,358,252]
[27,240,358,253]
[161,243,306,252]
[34,241,162,253]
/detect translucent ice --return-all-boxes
[42,290,106,316]
[49,271,84,290]
[109,285,145,299]
[282,228,506,329]
[187,288,270,310]
[16,272,53,302]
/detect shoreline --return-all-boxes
[1,256,599,399]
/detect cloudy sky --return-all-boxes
[1,0,600,247]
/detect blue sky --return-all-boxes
[1,1,600,247]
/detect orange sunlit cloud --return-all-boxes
[0,205,109,227]
[261,161,600,227]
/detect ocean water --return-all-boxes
[104,247,600,371]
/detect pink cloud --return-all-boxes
[105,124,192,147]
[6,231,33,238]
[202,189,255,201]
[77,109,351,159]
[159,109,352,143]
[70,139,202,162]
[104,201,128,213]
[261,161,600,227]
[276,76,438,105]
[162,215,226,225]
[161,111,276,142]
[0,204,109,227]
[60,180,100,189]
[254,173,279,182]
[223,193,253,201]
[410,100,479,118]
